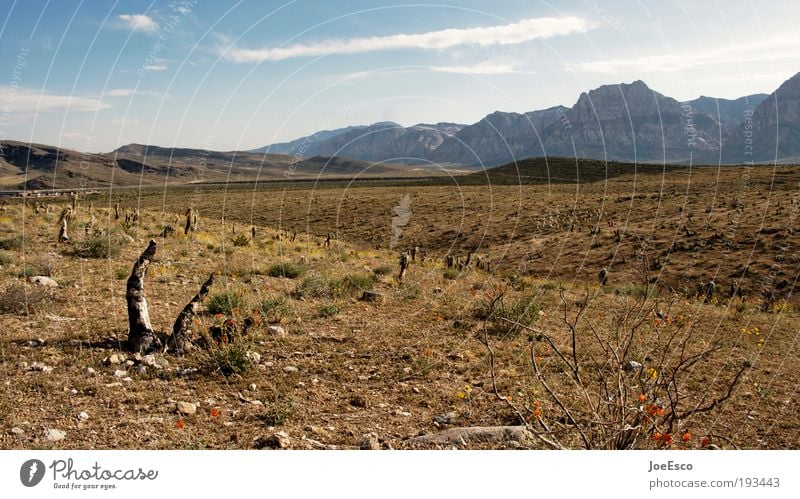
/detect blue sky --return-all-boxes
[0,0,798,152]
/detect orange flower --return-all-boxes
[662,433,672,446]
[701,436,710,448]
[656,408,666,417]
[638,393,646,402]
[533,409,542,418]
[176,419,185,429]
[532,401,541,408]
[210,408,220,418]
[651,432,662,442]
[214,313,223,320]
[506,395,513,402]
[682,432,691,442]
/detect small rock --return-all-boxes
[10,427,24,436]
[255,431,291,449]
[45,428,66,442]
[83,367,96,376]
[283,366,299,373]
[248,383,257,391]
[311,378,320,385]
[104,382,122,388]
[24,338,45,347]
[69,388,78,395]
[29,362,53,373]
[135,365,148,375]
[140,355,161,369]
[267,325,287,337]
[77,411,89,421]
[433,412,457,426]
[402,367,412,374]
[125,360,135,367]
[113,369,128,378]
[105,354,125,365]
[246,351,261,364]
[622,360,642,372]
[360,432,381,450]
[29,275,58,287]
[295,382,305,388]
[175,401,197,415]
[412,386,421,394]
[433,287,443,294]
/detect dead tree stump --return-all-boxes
[398,252,410,282]
[58,218,69,243]
[169,273,214,355]
[598,267,608,286]
[126,240,160,353]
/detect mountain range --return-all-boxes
[256,73,800,166]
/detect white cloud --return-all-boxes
[223,16,591,63]
[567,33,800,74]
[0,86,111,112]
[117,14,159,33]
[143,63,168,72]
[104,88,161,97]
[429,62,530,75]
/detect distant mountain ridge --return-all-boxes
[255,76,797,166]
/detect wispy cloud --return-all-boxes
[567,33,799,73]
[117,14,159,33]
[429,62,530,75]
[104,88,161,97]
[0,87,111,112]
[223,16,592,63]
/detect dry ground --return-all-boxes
[0,165,798,449]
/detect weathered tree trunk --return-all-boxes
[168,273,214,355]
[398,252,410,282]
[126,240,160,353]
[58,218,69,243]
[85,214,95,237]
[114,203,120,220]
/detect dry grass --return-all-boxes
[0,166,798,450]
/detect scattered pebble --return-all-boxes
[29,362,54,373]
[83,367,97,376]
[24,338,45,347]
[77,411,89,421]
[175,401,197,415]
[113,370,128,378]
[283,366,299,373]
[433,412,457,426]
[104,354,125,365]
[29,275,58,287]
[246,351,261,364]
[10,427,24,436]
[45,428,66,442]
[360,432,381,450]
[402,367,412,374]
[248,383,257,391]
[267,325,287,337]
[254,431,291,449]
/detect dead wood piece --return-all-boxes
[407,426,534,447]
[169,273,214,354]
[126,240,160,353]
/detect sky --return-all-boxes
[0,0,798,152]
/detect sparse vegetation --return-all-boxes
[268,262,305,279]
[207,291,242,316]
[70,236,123,259]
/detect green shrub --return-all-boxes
[71,237,122,259]
[0,251,13,265]
[17,266,37,278]
[115,267,129,280]
[259,296,291,322]
[443,269,461,280]
[0,235,23,251]
[294,275,337,299]
[373,264,393,276]
[259,397,294,426]
[474,294,540,337]
[318,304,340,317]
[205,343,255,377]
[268,262,305,279]
[338,273,375,295]
[232,234,250,247]
[207,291,241,315]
